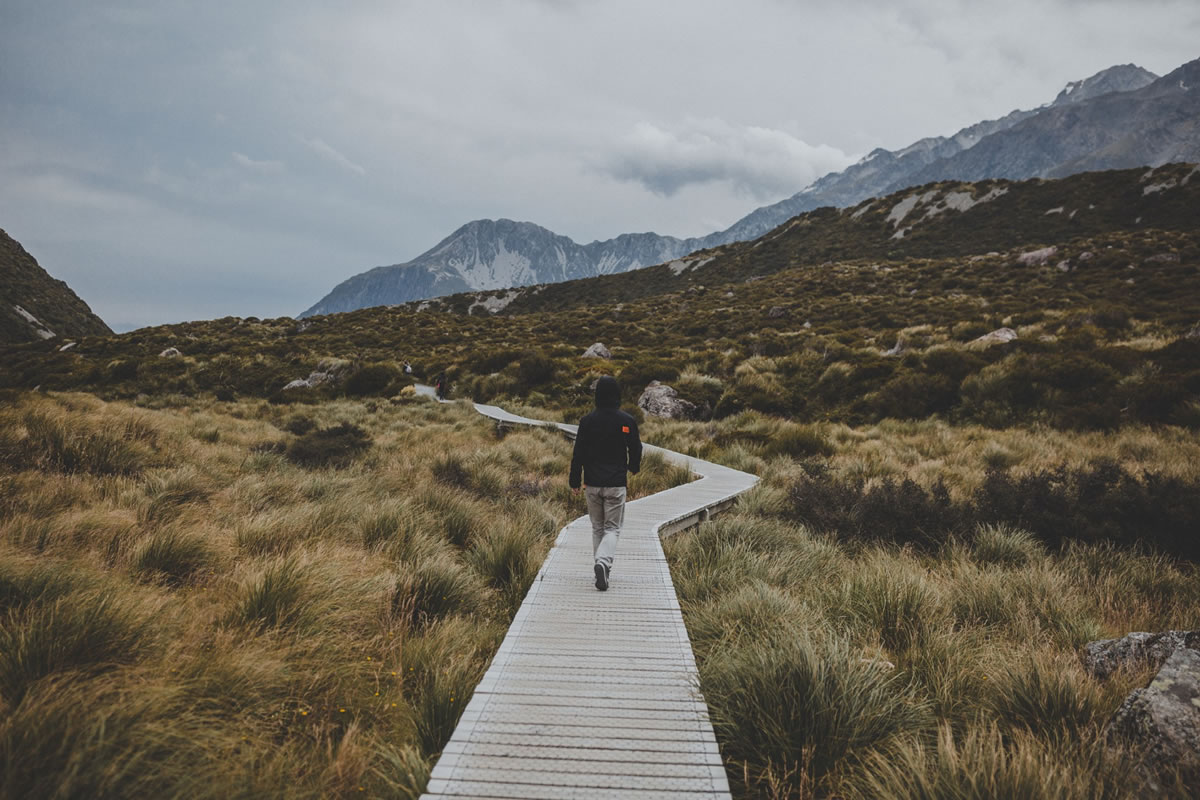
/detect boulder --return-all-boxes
[638,381,700,420]
[767,306,787,318]
[159,347,181,358]
[1146,252,1180,264]
[1107,647,1200,786]
[282,379,311,391]
[1083,631,1200,680]
[1186,323,1200,340]
[1017,246,1057,267]
[59,342,77,352]
[582,342,611,359]
[970,327,1018,346]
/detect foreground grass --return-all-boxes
[663,414,1200,798]
[0,391,690,799]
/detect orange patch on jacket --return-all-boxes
[621,426,630,433]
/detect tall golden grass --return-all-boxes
[0,390,691,798]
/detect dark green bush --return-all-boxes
[285,423,371,469]
[344,363,398,397]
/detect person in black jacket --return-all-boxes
[569,376,642,591]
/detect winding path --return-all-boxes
[416,389,758,799]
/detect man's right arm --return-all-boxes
[569,420,587,488]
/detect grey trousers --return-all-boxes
[585,486,626,570]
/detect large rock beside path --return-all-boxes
[1083,630,1200,680]
[638,381,700,420]
[581,342,611,359]
[1107,647,1200,787]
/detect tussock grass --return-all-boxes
[130,526,215,585]
[392,554,487,628]
[0,391,583,796]
[666,414,1200,798]
[701,635,932,796]
[0,593,152,705]
[848,725,1137,800]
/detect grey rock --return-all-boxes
[638,381,701,421]
[971,327,1019,346]
[1107,647,1200,786]
[58,342,77,352]
[1146,252,1180,263]
[582,342,611,359]
[767,306,787,318]
[282,379,311,391]
[1017,246,1058,267]
[159,347,181,358]
[1057,259,1072,272]
[1084,631,1200,680]
[1187,323,1200,340]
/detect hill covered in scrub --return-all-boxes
[301,58,1198,316]
[447,163,1200,316]
[0,229,112,344]
[2,165,1198,435]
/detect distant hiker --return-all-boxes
[569,376,642,591]
[434,372,447,400]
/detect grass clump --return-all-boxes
[701,635,931,796]
[227,557,311,632]
[391,555,485,629]
[285,422,371,469]
[0,594,150,704]
[130,528,215,586]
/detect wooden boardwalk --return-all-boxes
[418,394,758,799]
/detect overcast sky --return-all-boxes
[2,1,1197,330]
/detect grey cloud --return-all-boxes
[599,120,856,199]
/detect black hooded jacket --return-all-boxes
[569,376,642,488]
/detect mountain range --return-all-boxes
[0,228,111,345]
[301,58,1198,318]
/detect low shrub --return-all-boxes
[285,422,372,469]
[344,363,399,397]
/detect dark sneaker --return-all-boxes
[594,562,609,591]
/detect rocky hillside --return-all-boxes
[431,163,1200,315]
[301,220,696,317]
[302,61,1180,316]
[896,59,1200,187]
[0,229,111,344]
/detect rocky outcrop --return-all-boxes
[638,381,701,420]
[281,358,352,391]
[159,347,181,358]
[581,342,611,359]
[1083,631,1200,680]
[1017,246,1058,267]
[1107,647,1200,786]
[971,327,1018,346]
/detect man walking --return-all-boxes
[569,376,642,591]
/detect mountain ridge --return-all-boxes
[301,59,1191,318]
